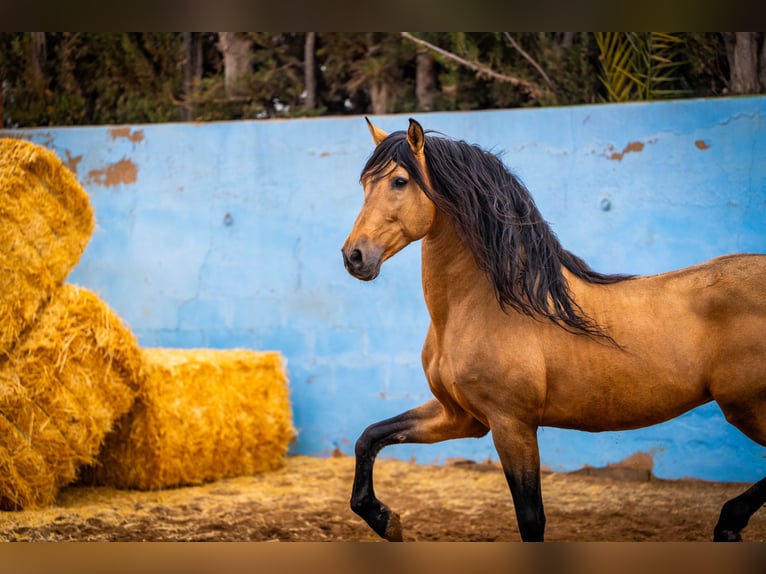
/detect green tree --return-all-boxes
[0,32,754,128]
[317,33,417,116]
[1,33,184,127]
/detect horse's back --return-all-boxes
[664,253,766,365]
[542,253,766,433]
[684,253,766,322]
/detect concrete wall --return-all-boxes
[3,96,765,482]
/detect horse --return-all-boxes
[340,117,766,542]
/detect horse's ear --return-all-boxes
[365,117,388,146]
[407,118,426,160]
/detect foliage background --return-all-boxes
[1,32,758,128]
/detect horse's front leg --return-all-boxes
[490,418,545,541]
[351,397,488,541]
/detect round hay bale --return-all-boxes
[0,138,95,358]
[84,349,295,490]
[0,284,145,510]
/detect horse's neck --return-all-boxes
[420,211,593,329]
[420,212,493,323]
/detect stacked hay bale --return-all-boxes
[0,139,94,357]
[0,138,294,508]
[0,285,145,509]
[0,139,143,509]
[83,349,295,490]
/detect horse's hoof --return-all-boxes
[713,529,742,542]
[383,510,403,542]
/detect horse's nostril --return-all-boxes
[349,249,363,265]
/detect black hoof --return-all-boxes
[713,528,742,542]
[383,509,403,542]
[355,500,404,541]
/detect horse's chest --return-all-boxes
[421,319,548,423]
[422,327,485,399]
[422,325,523,414]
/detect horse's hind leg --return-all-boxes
[713,396,766,541]
[714,477,766,541]
[350,398,488,541]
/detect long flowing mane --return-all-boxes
[362,129,633,342]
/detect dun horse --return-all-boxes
[341,117,766,542]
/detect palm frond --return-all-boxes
[595,32,688,102]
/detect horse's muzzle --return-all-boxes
[342,238,383,281]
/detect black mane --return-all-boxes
[362,129,633,342]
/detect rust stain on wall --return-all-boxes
[695,139,710,150]
[602,138,659,161]
[63,149,83,175]
[606,141,644,161]
[86,159,138,187]
[109,127,145,143]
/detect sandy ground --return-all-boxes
[0,455,764,542]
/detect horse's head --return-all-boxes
[341,118,436,281]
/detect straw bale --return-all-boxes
[86,348,295,490]
[0,138,95,358]
[0,415,59,511]
[0,284,144,509]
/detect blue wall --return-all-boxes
[3,96,765,482]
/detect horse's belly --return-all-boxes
[541,373,711,432]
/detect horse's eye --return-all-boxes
[392,177,408,189]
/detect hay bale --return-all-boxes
[0,284,144,509]
[86,349,295,490]
[0,138,95,358]
[0,389,74,510]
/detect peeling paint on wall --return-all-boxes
[86,159,138,187]
[109,127,145,143]
[63,149,83,175]
[604,139,658,161]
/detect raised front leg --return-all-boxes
[490,418,545,541]
[351,398,488,541]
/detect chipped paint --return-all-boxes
[0,130,52,148]
[109,127,145,143]
[695,139,710,150]
[63,149,83,175]
[604,138,657,161]
[86,159,138,187]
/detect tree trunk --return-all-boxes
[218,32,253,98]
[415,50,435,112]
[304,32,316,109]
[559,32,574,50]
[28,32,46,83]
[724,32,761,94]
[760,34,766,92]
[365,33,389,114]
[182,32,202,120]
[369,83,389,115]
